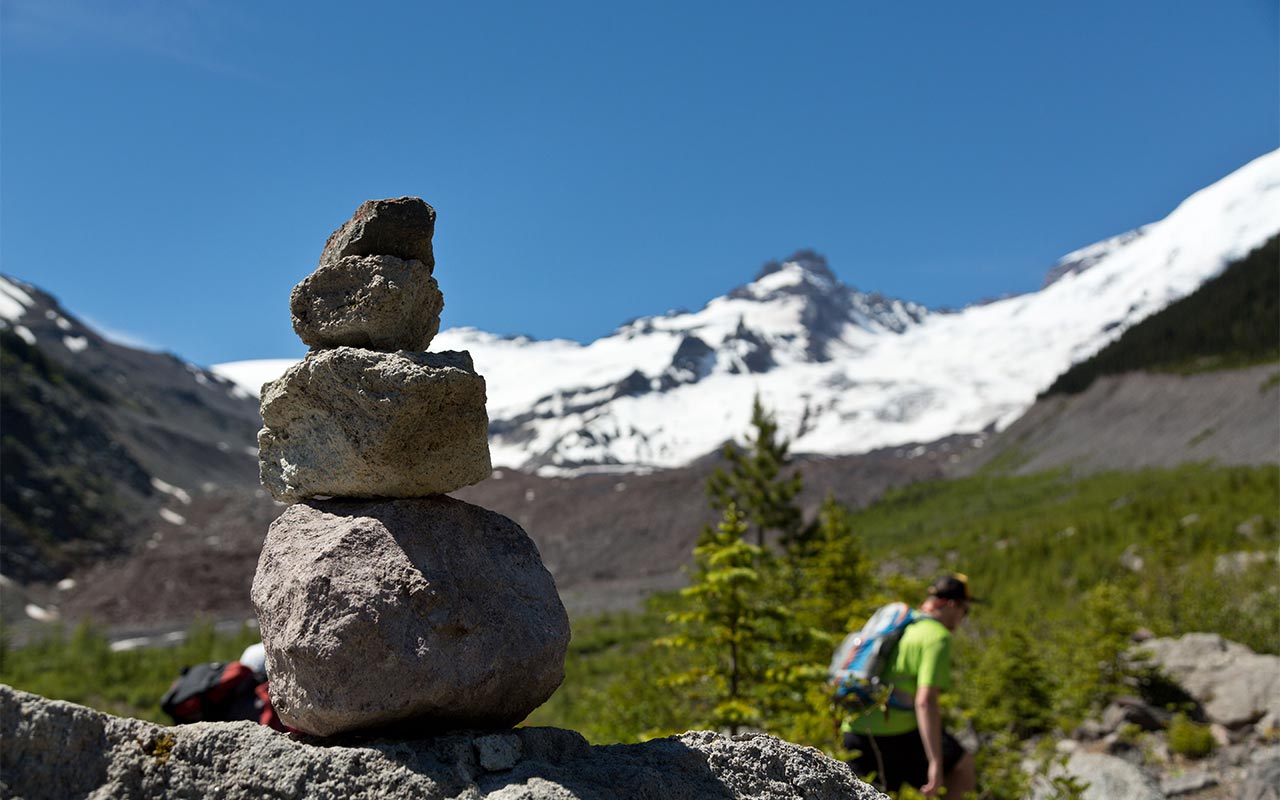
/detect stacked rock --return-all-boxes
[251,198,570,737]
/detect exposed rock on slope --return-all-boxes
[453,440,964,614]
[955,233,1280,477]
[953,363,1280,477]
[0,686,885,800]
[1143,633,1280,734]
[0,275,261,584]
[40,438,963,629]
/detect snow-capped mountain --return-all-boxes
[216,150,1280,474]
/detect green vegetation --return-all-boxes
[706,395,806,549]
[0,620,260,723]
[1046,234,1280,395]
[658,506,783,734]
[853,464,1279,654]
[1167,712,1216,759]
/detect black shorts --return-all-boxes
[843,729,966,792]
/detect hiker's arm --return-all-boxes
[915,685,944,797]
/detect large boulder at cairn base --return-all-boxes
[291,254,444,351]
[321,196,436,268]
[258,347,491,503]
[0,687,886,800]
[252,496,570,737]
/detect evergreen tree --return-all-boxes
[966,626,1055,738]
[707,396,806,550]
[791,493,875,635]
[1054,582,1144,729]
[658,504,786,734]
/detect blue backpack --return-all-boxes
[828,602,918,711]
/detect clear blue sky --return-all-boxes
[3,0,1276,366]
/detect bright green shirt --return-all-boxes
[842,615,953,736]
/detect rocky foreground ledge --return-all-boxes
[0,686,884,800]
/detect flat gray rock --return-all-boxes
[291,254,443,351]
[1033,752,1162,800]
[1242,747,1280,800]
[321,197,436,268]
[1143,633,1280,730]
[0,686,884,800]
[258,347,491,502]
[252,496,570,736]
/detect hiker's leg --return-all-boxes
[945,751,976,797]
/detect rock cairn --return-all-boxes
[251,198,570,737]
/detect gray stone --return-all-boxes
[1242,747,1280,800]
[1258,710,1280,739]
[321,196,436,269]
[0,686,887,800]
[258,347,491,503]
[1142,634,1280,728]
[1159,771,1218,797]
[1101,697,1169,732]
[1036,752,1162,800]
[251,496,570,737]
[1102,733,1145,767]
[476,734,522,772]
[291,255,444,351]
[1213,549,1272,576]
[1073,719,1107,741]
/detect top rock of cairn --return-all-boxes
[321,196,437,268]
[292,198,443,351]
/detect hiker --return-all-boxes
[841,574,977,797]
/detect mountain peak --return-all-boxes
[754,249,837,284]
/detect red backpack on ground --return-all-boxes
[161,661,286,731]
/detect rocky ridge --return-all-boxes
[0,686,884,800]
[0,275,260,585]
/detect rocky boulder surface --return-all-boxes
[258,347,491,503]
[320,196,437,268]
[1034,752,1163,800]
[1031,633,1280,800]
[253,497,570,736]
[0,686,884,800]
[1143,632,1280,733]
[290,254,443,351]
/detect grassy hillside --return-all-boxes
[851,463,1278,651]
[1045,234,1279,395]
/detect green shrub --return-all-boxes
[1167,713,1216,758]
